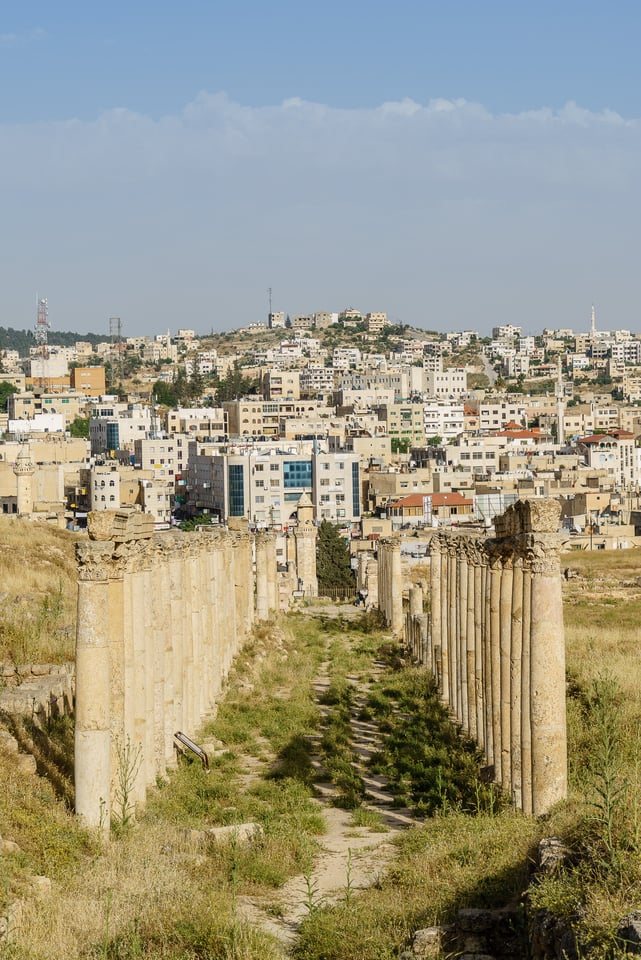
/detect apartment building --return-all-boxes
[423,401,465,441]
[224,399,324,438]
[165,407,227,440]
[377,403,426,447]
[425,367,467,398]
[187,449,360,527]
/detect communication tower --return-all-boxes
[34,297,50,358]
[109,316,123,390]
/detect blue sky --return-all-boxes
[2,1,641,336]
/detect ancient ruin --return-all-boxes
[74,511,281,829]
[400,499,567,815]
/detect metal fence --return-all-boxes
[317,584,356,601]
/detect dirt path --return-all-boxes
[237,611,421,953]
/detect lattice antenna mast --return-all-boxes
[34,297,50,358]
[109,316,123,390]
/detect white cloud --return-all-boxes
[2,94,641,333]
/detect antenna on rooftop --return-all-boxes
[34,296,50,359]
[109,316,123,391]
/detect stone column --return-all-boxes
[447,542,457,715]
[465,545,476,737]
[510,554,524,809]
[489,549,502,781]
[529,526,567,815]
[429,539,441,675]
[483,556,493,766]
[457,541,468,730]
[409,584,423,660]
[499,549,513,795]
[390,539,404,637]
[254,533,269,620]
[521,557,533,815]
[75,543,112,830]
[108,551,126,797]
[169,546,186,733]
[266,535,278,614]
[474,551,485,749]
[439,542,449,703]
[141,549,156,791]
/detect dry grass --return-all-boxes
[0,519,82,664]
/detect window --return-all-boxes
[255,495,264,504]
[270,463,279,471]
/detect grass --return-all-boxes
[5,546,641,958]
[0,519,81,664]
[294,810,543,960]
[366,666,502,816]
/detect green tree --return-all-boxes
[391,437,411,454]
[69,416,90,438]
[0,381,18,413]
[426,434,442,447]
[214,361,259,402]
[316,520,354,590]
[152,380,179,407]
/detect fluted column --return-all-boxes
[75,543,112,830]
[499,550,513,795]
[489,550,502,781]
[457,541,468,729]
[465,544,476,737]
[510,554,524,809]
[521,557,533,815]
[529,528,567,815]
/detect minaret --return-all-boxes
[555,355,565,447]
[294,492,318,597]
[13,444,35,516]
[590,303,596,338]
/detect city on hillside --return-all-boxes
[2,300,641,553]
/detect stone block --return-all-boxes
[0,839,21,855]
[617,912,641,954]
[183,822,264,848]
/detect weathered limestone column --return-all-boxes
[528,503,567,815]
[482,554,493,765]
[75,542,112,830]
[254,533,269,620]
[108,550,126,798]
[465,542,477,739]
[141,549,156,791]
[409,584,423,660]
[200,543,215,717]
[499,549,514,795]
[429,539,441,674]
[169,545,186,733]
[457,540,468,730]
[510,554,524,809]
[473,546,485,749]
[439,541,449,703]
[266,535,278,614]
[157,546,175,765]
[520,556,533,815]
[390,539,404,637]
[488,548,502,781]
[447,541,457,714]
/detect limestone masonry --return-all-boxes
[74,510,281,829]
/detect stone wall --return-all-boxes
[74,512,278,829]
[403,499,567,816]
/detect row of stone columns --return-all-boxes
[75,524,275,829]
[427,500,567,816]
[377,539,403,635]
